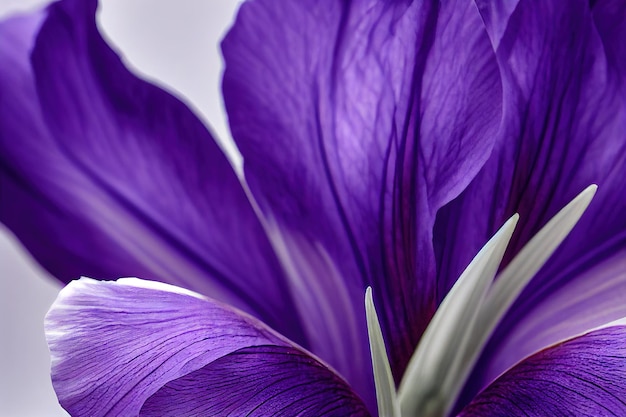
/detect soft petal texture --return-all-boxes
[0,0,306,341]
[473,0,518,48]
[46,278,369,417]
[592,0,626,82]
[459,326,626,416]
[140,346,369,417]
[222,0,502,396]
[433,0,626,400]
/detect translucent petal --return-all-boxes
[365,287,400,417]
[45,277,370,416]
[398,214,519,417]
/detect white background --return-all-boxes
[0,1,242,415]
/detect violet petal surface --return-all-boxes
[46,278,369,417]
[0,0,306,343]
[434,0,626,400]
[459,326,626,416]
[222,0,502,393]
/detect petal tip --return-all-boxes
[117,277,206,300]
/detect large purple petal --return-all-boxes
[433,0,626,399]
[222,0,502,393]
[459,326,626,416]
[46,278,369,417]
[141,346,369,417]
[0,1,306,342]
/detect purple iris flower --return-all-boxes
[1,0,626,415]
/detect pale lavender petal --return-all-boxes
[222,0,501,396]
[46,278,369,417]
[433,0,626,400]
[0,0,305,343]
[459,326,626,416]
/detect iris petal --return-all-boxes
[141,346,369,417]
[459,325,626,416]
[222,0,502,394]
[0,0,307,344]
[46,277,369,417]
[592,0,626,81]
[435,0,626,401]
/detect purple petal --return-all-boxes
[433,0,626,398]
[46,278,369,417]
[0,0,306,342]
[592,0,626,80]
[141,346,369,417]
[473,0,519,48]
[222,0,501,393]
[459,326,626,416]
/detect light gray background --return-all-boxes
[0,1,242,415]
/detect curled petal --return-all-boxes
[46,278,369,417]
[459,326,626,416]
[0,0,304,342]
[141,346,369,417]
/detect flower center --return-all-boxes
[365,185,597,417]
